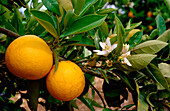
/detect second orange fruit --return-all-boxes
[46,61,85,101]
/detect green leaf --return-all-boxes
[85,98,103,108]
[150,29,158,39]
[53,49,59,73]
[158,63,170,78]
[68,35,94,46]
[0,45,6,54]
[70,100,79,109]
[131,40,168,54]
[112,69,134,90]
[78,0,98,16]
[121,104,135,110]
[148,63,169,91]
[127,54,157,70]
[136,83,149,111]
[146,92,157,107]
[128,31,143,48]
[74,0,85,15]
[27,80,41,111]
[156,14,166,36]
[114,14,125,54]
[129,21,142,29]
[64,10,74,28]
[42,0,60,16]
[103,108,112,111]
[138,92,149,111]
[99,21,108,37]
[96,8,117,14]
[94,30,100,50]
[157,29,170,42]
[98,68,109,84]
[30,10,59,40]
[79,96,95,111]
[60,14,107,37]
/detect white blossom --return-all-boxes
[119,44,132,66]
[93,38,117,56]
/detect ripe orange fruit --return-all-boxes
[126,29,140,42]
[148,26,153,31]
[147,11,152,17]
[46,61,85,101]
[128,11,134,18]
[5,35,53,80]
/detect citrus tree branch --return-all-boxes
[0,27,20,38]
[86,78,106,108]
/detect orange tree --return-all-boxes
[0,0,169,110]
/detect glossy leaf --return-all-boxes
[64,10,74,28]
[158,63,170,78]
[57,0,73,12]
[99,21,109,37]
[68,35,94,46]
[42,0,60,16]
[146,92,157,107]
[30,10,58,40]
[74,0,85,15]
[78,0,98,16]
[79,96,95,111]
[96,8,117,14]
[136,83,149,111]
[60,14,107,37]
[85,98,103,108]
[138,92,149,111]
[148,63,169,91]
[157,29,170,42]
[53,49,59,73]
[112,69,134,90]
[127,54,157,70]
[94,30,100,50]
[128,31,143,48]
[103,108,112,111]
[150,29,158,39]
[156,14,166,36]
[129,22,142,29]
[114,14,125,54]
[98,68,109,84]
[131,40,168,54]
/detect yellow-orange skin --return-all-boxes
[46,61,85,101]
[147,11,152,17]
[128,11,134,18]
[5,35,53,80]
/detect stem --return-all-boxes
[0,27,20,38]
[86,78,106,108]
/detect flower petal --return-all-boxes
[111,44,117,51]
[93,50,100,53]
[124,57,132,66]
[96,50,109,56]
[99,42,106,49]
[106,38,111,46]
[126,51,131,56]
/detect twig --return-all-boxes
[86,78,106,108]
[0,27,20,38]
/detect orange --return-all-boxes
[147,11,152,17]
[46,61,85,101]
[128,11,134,18]
[126,29,140,42]
[5,35,53,80]
[148,26,153,31]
